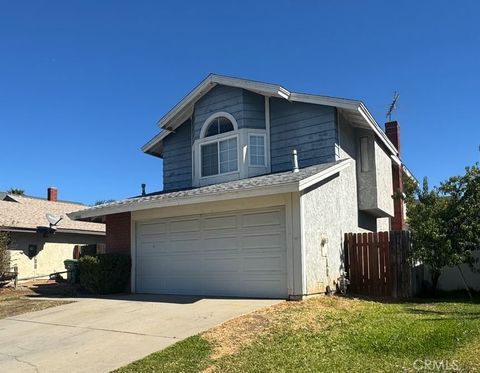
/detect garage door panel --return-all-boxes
[243,255,285,271]
[242,232,283,249]
[241,210,284,228]
[136,207,287,298]
[170,218,201,233]
[139,222,168,235]
[203,215,237,230]
[203,257,241,272]
[202,236,238,250]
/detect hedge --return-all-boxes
[78,254,131,294]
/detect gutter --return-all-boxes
[0,226,105,236]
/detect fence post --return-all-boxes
[389,231,397,298]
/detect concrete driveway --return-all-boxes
[0,295,281,372]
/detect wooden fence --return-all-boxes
[344,231,420,298]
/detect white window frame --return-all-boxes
[200,134,240,179]
[200,112,238,139]
[248,133,267,167]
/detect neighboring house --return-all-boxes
[1,187,105,280]
[70,74,410,299]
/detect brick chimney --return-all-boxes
[47,187,58,202]
[385,121,406,231]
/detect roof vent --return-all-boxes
[292,149,299,173]
[141,184,146,196]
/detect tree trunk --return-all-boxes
[431,271,441,292]
[457,265,473,300]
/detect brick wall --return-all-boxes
[385,121,406,231]
[105,212,131,254]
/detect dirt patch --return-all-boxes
[203,296,364,362]
[0,297,72,319]
[0,279,79,299]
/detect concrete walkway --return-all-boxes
[0,295,281,372]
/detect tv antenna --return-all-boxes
[46,213,64,229]
[386,91,400,121]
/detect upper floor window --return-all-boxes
[205,116,234,137]
[199,113,239,177]
[249,134,266,166]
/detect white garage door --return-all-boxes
[135,207,287,298]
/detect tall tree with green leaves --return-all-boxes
[6,188,24,195]
[405,163,480,292]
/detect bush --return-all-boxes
[78,254,131,294]
[0,231,10,274]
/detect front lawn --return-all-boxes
[115,296,480,372]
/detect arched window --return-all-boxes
[205,116,234,137]
[200,112,238,138]
[199,112,239,177]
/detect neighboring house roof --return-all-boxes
[69,159,351,221]
[142,74,400,162]
[0,194,105,235]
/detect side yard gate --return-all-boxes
[344,231,421,298]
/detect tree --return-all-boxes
[405,164,480,292]
[94,199,115,206]
[6,188,24,195]
[0,231,10,274]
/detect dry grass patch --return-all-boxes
[0,296,72,319]
[203,296,364,360]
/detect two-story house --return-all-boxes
[70,74,409,300]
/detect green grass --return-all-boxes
[115,335,212,373]
[115,297,480,373]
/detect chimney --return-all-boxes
[385,121,406,231]
[385,121,401,155]
[47,187,58,202]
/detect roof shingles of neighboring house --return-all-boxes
[0,194,105,233]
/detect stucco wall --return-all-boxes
[301,160,358,294]
[374,141,394,217]
[337,114,393,231]
[8,232,104,280]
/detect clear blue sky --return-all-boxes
[1,1,478,205]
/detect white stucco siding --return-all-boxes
[338,114,393,231]
[300,160,358,294]
[376,217,391,232]
[374,141,394,217]
[8,232,104,280]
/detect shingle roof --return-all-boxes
[70,160,350,220]
[0,194,105,233]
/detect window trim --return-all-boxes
[248,133,267,167]
[200,134,240,179]
[200,112,238,139]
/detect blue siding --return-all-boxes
[161,85,338,191]
[162,119,192,191]
[242,89,265,129]
[193,85,265,139]
[194,85,244,139]
[270,98,337,172]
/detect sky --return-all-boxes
[1,1,479,205]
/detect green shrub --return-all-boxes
[78,254,131,294]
